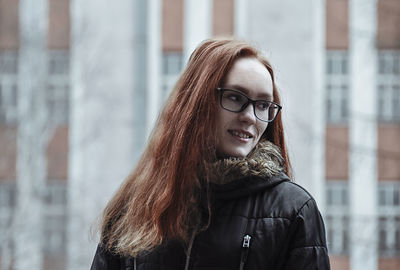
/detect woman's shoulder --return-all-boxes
[257,178,321,220]
[213,173,322,221]
[274,180,315,203]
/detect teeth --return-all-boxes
[231,131,250,139]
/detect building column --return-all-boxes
[146,0,162,137]
[183,0,213,62]
[349,0,378,269]
[234,0,248,38]
[236,0,326,211]
[68,0,136,269]
[14,1,48,269]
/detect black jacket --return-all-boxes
[91,142,330,269]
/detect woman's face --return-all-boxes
[215,57,274,158]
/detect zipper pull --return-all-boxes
[242,235,251,248]
[239,235,251,270]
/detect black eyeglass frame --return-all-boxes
[216,87,282,123]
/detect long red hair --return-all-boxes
[100,38,291,256]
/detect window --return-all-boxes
[44,181,67,209]
[326,181,400,256]
[0,50,71,125]
[47,50,70,124]
[43,214,67,254]
[326,51,349,123]
[327,180,348,206]
[0,181,67,254]
[378,182,400,256]
[379,51,400,75]
[378,216,400,256]
[162,52,183,75]
[0,51,18,74]
[43,181,67,254]
[0,181,16,209]
[327,50,400,123]
[379,182,400,207]
[325,181,349,255]
[49,51,69,76]
[0,51,18,124]
[377,51,400,122]
[0,181,16,251]
[162,52,183,102]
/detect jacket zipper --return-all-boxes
[239,234,251,270]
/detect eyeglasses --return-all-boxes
[217,87,282,122]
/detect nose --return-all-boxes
[238,102,257,124]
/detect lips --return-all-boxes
[228,129,254,140]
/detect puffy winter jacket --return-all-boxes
[91,142,330,269]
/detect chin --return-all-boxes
[223,148,250,158]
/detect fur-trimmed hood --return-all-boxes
[206,141,290,200]
[206,141,286,185]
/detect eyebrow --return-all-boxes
[224,84,272,100]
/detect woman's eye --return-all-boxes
[257,102,270,111]
[227,94,243,102]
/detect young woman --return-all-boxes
[91,38,330,269]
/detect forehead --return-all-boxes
[224,57,273,99]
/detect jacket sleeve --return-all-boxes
[283,199,331,270]
[90,244,123,270]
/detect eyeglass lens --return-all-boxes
[220,89,279,122]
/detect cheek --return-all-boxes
[217,108,232,129]
[256,122,269,139]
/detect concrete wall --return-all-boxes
[213,0,234,36]
[325,126,349,180]
[0,0,19,49]
[377,0,400,49]
[162,0,183,51]
[48,0,70,49]
[326,0,349,49]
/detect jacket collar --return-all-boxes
[206,140,285,185]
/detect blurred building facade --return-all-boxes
[0,0,399,269]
